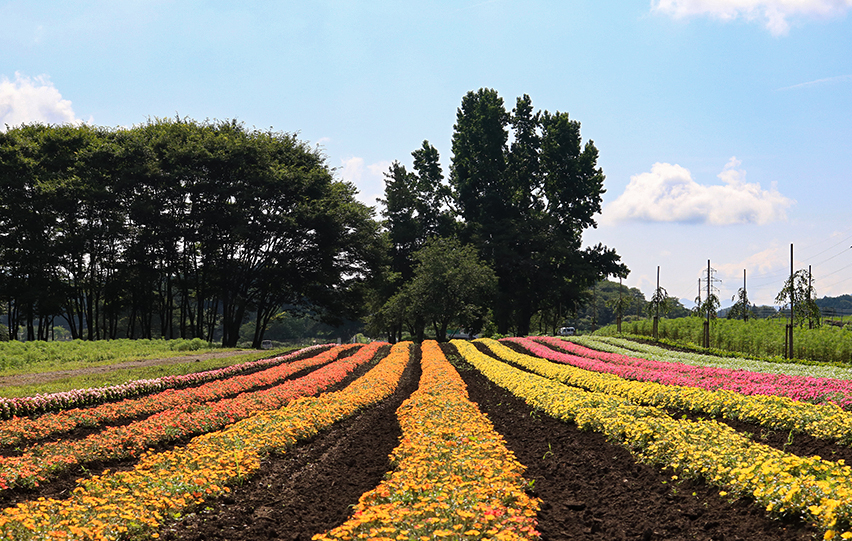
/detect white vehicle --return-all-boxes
[558,326,576,336]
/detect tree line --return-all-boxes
[1,89,628,345]
[0,118,378,346]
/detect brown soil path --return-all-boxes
[0,349,259,388]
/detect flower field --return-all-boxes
[3,336,852,540]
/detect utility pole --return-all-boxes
[743,269,748,323]
[808,265,813,330]
[653,266,660,340]
[697,278,701,310]
[704,260,711,348]
[786,243,794,359]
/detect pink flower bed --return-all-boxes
[505,336,852,408]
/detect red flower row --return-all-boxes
[0,341,387,492]
[0,344,354,448]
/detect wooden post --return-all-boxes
[787,243,794,359]
[653,266,660,340]
[703,259,711,349]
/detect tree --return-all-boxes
[372,141,456,342]
[693,294,721,320]
[727,287,754,321]
[0,119,380,346]
[384,238,496,342]
[449,89,627,336]
[775,269,820,328]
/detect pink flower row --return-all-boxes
[0,344,354,448]
[507,336,852,408]
[0,344,333,419]
[0,341,386,492]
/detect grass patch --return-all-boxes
[0,347,302,398]
[0,338,230,377]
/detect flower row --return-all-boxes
[453,339,852,540]
[0,341,412,541]
[314,340,540,541]
[527,336,852,408]
[576,335,852,384]
[493,338,852,445]
[0,342,383,492]
[0,344,353,448]
[0,344,333,419]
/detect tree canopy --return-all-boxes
[0,119,377,346]
[373,89,628,338]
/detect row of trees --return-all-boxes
[0,119,378,346]
[367,89,628,340]
[2,88,630,345]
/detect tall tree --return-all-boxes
[449,89,627,335]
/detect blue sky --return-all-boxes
[2,0,851,308]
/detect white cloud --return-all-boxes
[651,0,852,35]
[338,157,392,208]
[603,157,795,225]
[776,74,852,91]
[716,244,786,277]
[0,72,84,130]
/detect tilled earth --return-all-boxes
[6,342,845,540]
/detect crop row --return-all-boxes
[495,337,852,445]
[613,316,852,364]
[574,335,852,382]
[0,342,383,492]
[0,344,351,448]
[0,341,410,541]
[314,340,539,541]
[0,343,332,419]
[531,336,852,407]
[454,339,852,539]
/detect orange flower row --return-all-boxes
[0,341,412,541]
[314,340,539,541]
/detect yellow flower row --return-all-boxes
[479,338,852,444]
[453,339,852,540]
[0,342,412,541]
[314,340,540,541]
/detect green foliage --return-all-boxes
[775,269,821,328]
[376,238,497,342]
[727,287,754,321]
[0,119,377,347]
[448,89,627,336]
[694,293,721,320]
[600,317,852,364]
[647,283,671,318]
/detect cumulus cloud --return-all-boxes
[603,157,794,225]
[338,157,392,208]
[0,72,84,130]
[651,0,852,35]
[716,244,786,277]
